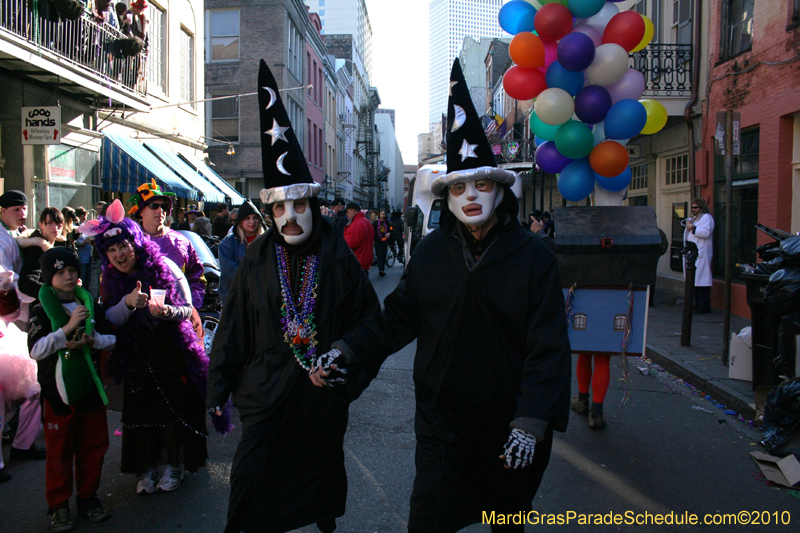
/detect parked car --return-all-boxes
[178,230,222,354]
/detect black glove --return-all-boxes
[502,428,537,469]
[313,348,348,387]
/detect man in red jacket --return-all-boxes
[343,202,374,276]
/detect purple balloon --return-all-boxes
[535,141,574,174]
[605,69,646,104]
[574,85,612,125]
[557,32,596,73]
[571,23,602,47]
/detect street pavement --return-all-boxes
[2,261,798,532]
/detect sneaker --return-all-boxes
[588,412,607,430]
[79,505,112,523]
[136,468,158,495]
[9,444,46,460]
[50,507,74,533]
[157,464,185,492]
[570,396,589,415]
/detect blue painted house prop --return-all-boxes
[562,286,650,356]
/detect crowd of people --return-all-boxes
[0,56,712,533]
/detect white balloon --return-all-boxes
[534,88,575,126]
[586,44,629,86]
[579,2,619,34]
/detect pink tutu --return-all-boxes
[0,321,40,401]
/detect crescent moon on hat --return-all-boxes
[451,105,466,132]
[264,87,277,110]
[276,152,291,176]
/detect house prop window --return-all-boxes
[573,314,587,331]
[613,315,628,332]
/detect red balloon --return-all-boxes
[602,12,646,52]
[534,4,573,43]
[503,66,548,101]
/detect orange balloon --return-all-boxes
[509,32,545,69]
[589,141,629,178]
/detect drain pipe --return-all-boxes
[685,0,702,196]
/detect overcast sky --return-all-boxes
[365,0,430,165]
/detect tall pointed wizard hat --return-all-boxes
[258,59,321,205]
[431,59,516,196]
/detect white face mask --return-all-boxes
[447,181,504,227]
[273,199,313,245]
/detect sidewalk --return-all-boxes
[644,290,756,420]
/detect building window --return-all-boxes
[720,0,754,61]
[614,315,628,332]
[180,29,194,105]
[713,128,759,281]
[210,95,239,143]
[630,163,648,191]
[146,4,167,92]
[573,314,587,331]
[288,22,303,79]
[665,154,689,186]
[208,10,240,61]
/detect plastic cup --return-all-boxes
[150,289,166,307]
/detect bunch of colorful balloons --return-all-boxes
[498,0,667,202]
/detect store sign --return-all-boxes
[626,144,640,158]
[21,106,61,145]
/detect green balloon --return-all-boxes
[555,121,594,160]
[530,112,561,142]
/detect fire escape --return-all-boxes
[356,88,381,205]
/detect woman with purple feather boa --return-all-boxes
[83,199,228,495]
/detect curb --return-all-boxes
[645,345,757,421]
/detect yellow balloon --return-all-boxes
[630,15,655,53]
[640,99,668,135]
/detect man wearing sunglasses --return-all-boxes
[128,180,206,310]
[310,61,570,533]
[684,198,715,314]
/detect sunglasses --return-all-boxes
[691,205,700,209]
[147,202,169,211]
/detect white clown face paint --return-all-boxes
[272,199,313,245]
[446,179,504,228]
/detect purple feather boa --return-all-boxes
[96,218,209,403]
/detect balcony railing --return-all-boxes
[0,1,147,98]
[630,44,692,98]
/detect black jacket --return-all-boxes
[337,203,572,438]
[19,235,74,301]
[207,217,381,425]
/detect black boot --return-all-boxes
[317,519,336,533]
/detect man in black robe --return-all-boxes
[311,60,571,533]
[207,60,381,533]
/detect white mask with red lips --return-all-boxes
[447,181,505,227]
[274,199,313,245]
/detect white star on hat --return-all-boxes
[459,139,478,162]
[264,119,289,146]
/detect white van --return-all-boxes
[404,164,523,263]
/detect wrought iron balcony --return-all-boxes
[629,44,692,98]
[0,0,147,99]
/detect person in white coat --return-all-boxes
[684,198,715,314]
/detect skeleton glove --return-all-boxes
[502,428,537,469]
[313,348,348,387]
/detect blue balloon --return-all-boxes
[558,158,596,202]
[546,61,586,97]
[557,32,596,72]
[535,141,574,174]
[604,99,647,140]
[595,166,632,192]
[498,1,537,35]
[534,135,547,147]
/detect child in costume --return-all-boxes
[28,247,116,532]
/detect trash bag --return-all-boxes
[761,378,800,456]
[765,267,800,316]
[781,237,800,267]
[757,241,782,262]
[755,256,784,275]
[737,326,753,349]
